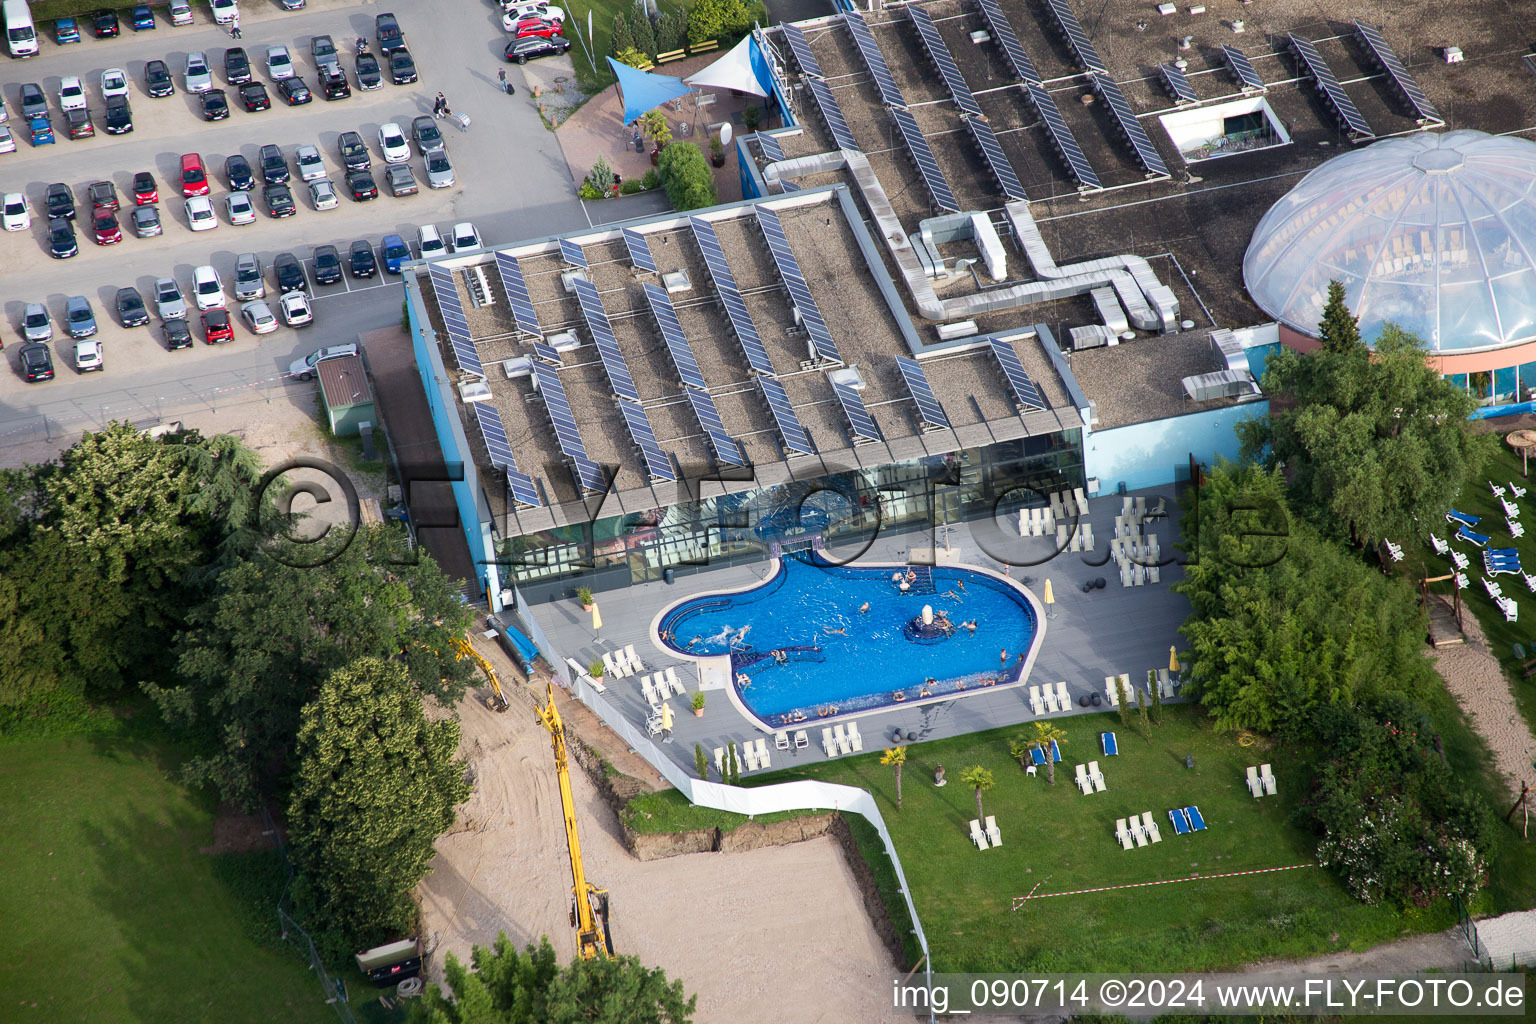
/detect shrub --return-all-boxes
[694,743,709,780]
[638,109,672,148]
[641,168,660,190]
[629,0,657,57]
[609,10,634,57]
[577,181,603,200]
[588,155,616,193]
[743,105,761,132]
[657,141,716,212]
[619,179,644,194]
[612,45,650,69]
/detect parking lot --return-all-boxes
[0,0,586,448]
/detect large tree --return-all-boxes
[1238,321,1493,548]
[1316,279,1363,354]
[287,657,470,949]
[412,933,696,1024]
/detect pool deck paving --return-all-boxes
[525,485,1192,779]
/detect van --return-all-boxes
[5,0,38,57]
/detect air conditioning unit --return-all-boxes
[560,269,589,293]
[547,331,580,352]
[503,356,532,379]
[458,380,494,403]
[465,266,495,309]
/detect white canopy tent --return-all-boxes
[684,34,773,97]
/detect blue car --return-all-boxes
[55,17,80,42]
[130,5,155,29]
[381,233,409,274]
[30,116,54,147]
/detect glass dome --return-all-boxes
[1243,130,1536,354]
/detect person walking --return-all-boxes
[433,92,446,118]
[498,69,512,95]
[229,11,241,37]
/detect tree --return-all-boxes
[1030,722,1065,785]
[694,742,709,780]
[1316,279,1363,354]
[685,0,761,46]
[609,9,634,57]
[727,742,738,785]
[655,10,686,53]
[287,657,470,951]
[1007,735,1032,771]
[628,0,656,57]
[656,142,716,212]
[411,933,696,1024]
[1148,669,1163,725]
[960,765,994,823]
[1115,675,1131,729]
[1135,685,1150,740]
[880,746,906,810]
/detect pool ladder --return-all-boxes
[907,566,937,595]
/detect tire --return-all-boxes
[299,372,312,381]
[516,55,528,64]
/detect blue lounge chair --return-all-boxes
[1187,805,1207,831]
[1448,509,1481,527]
[1168,808,1189,835]
[1457,526,1491,548]
[1030,745,1046,767]
[1049,739,1061,762]
[1101,732,1118,756]
[1491,548,1520,558]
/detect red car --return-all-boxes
[91,206,122,245]
[132,171,158,205]
[514,17,562,38]
[202,308,234,344]
[180,152,210,197]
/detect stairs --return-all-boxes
[907,566,936,595]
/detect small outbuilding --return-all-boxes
[317,353,374,436]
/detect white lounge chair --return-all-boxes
[1512,520,1526,539]
[794,729,809,749]
[985,814,1002,847]
[741,742,758,772]
[833,723,851,756]
[602,651,627,679]
[714,746,724,775]
[1115,818,1134,850]
[1493,481,1508,497]
[1132,819,1148,846]
[1141,811,1162,843]
[1029,684,1044,716]
[1043,688,1059,714]
[822,727,837,758]
[1074,763,1091,794]
[775,730,790,751]
[1502,597,1519,622]
[847,721,863,752]
[1104,676,1120,705]
[641,677,660,707]
[664,666,685,697]
[970,819,990,850]
[1260,763,1276,796]
[1076,486,1089,515]
[1501,497,1520,519]
[623,643,646,674]
[1455,572,1470,590]
[755,737,771,769]
[1515,483,1529,498]
[1246,765,1262,797]
[1430,534,1450,555]
[1088,760,1106,792]
[1452,550,1470,570]
[1056,681,1069,708]
[1484,578,1505,600]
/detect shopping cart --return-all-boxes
[450,112,471,131]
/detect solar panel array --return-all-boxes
[758,132,785,162]
[623,227,657,274]
[976,0,1041,84]
[895,356,951,430]
[966,117,1029,202]
[989,338,1049,412]
[570,277,641,403]
[782,22,822,78]
[690,216,776,375]
[756,205,841,364]
[907,5,981,117]
[532,341,561,364]
[844,11,906,108]
[493,252,543,338]
[1093,73,1169,176]
[427,265,483,376]
[1160,62,1197,104]
[1221,45,1266,93]
[892,108,960,212]
[831,381,881,443]
[1354,21,1440,123]
[1289,34,1374,137]
[806,79,858,150]
[643,282,706,390]
[1044,0,1106,73]
[531,362,606,492]
[617,397,676,483]
[559,237,587,267]
[472,403,543,507]
[757,376,815,456]
[1027,82,1102,189]
[686,388,747,466]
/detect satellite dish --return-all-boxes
[720,122,733,147]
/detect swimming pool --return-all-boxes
[653,556,1043,726]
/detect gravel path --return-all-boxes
[1429,613,1536,801]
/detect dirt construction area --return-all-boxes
[417,643,908,1024]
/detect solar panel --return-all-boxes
[532,342,562,364]
[1027,82,1101,190]
[779,179,801,193]
[908,5,982,117]
[690,216,776,375]
[891,108,960,212]
[617,397,676,483]
[1221,45,1265,93]
[966,117,1029,202]
[1160,62,1197,104]
[530,362,606,492]
[782,22,823,78]
[830,380,881,443]
[493,252,543,338]
[895,356,951,430]
[427,265,483,377]
[1093,73,1169,176]
[844,11,905,108]
[990,338,1048,412]
[643,282,707,390]
[976,0,1041,84]
[1289,34,1374,138]
[757,376,815,456]
[685,389,747,466]
[756,206,841,364]
[1044,0,1106,73]
[806,79,858,150]
[559,237,587,267]
[759,133,785,162]
[472,403,543,507]
[570,277,640,402]
[623,227,657,274]
[1354,21,1440,123]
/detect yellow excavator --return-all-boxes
[450,633,509,712]
[535,682,615,960]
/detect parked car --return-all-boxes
[502,6,565,30]
[311,34,339,74]
[238,82,270,111]
[200,89,229,120]
[225,153,254,191]
[226,191,256,224]
[192,264,224,310]
[505,35,571,63]
[2,192,28,231]
[29,115,54,147]
[277,77,312,105]
[425,151,454,189]
[130,204,161,237]
[320,68,350,100]
[278,290,313,327]
[130,172,158,205]
[311,244,341,285]
[279,0,305,10]
[355,51,382,90]
[234,253,264,300]
[337,131,369,171]
[65,295,98,338]
[186,195,217,231]
[377,121,410,163]
[116,286,149,327]
[130,4,155,29]
[55,17,80,43]
[100,68,130,100]
[266,45,295,80]
[274,251,305,292]
[91,206,121,245]
[225,46,252,84]
[294,144,324,181]
[210,0,237,24]
[512,17,562,39]
[180,153,209,196]
[74,338,104,372]
[381,233,409,274]
[168,0,193,26]
[259,143,289,184]
[348,239,379,278]
[417,224,446,259]
[0,125,13,152]
[240,300,278,334]
[185,51,212,92]
[375,12,404,53]
[64,108,94,140]
[201,307,233,343]
[20,342,54,381]
[46,183,74,220]
[88,180,118,211]
[451,221,482,253]
[164,319,193,350]
[19,84,47,120]
[103,97,132,134]
[21,303,52,342]
[154,277,187,320]
[262,182,295,217]
[308,178,338,210]
[346,169,378,201]
[289,342,357,378]
[385,164,417,197]
[144,59,175,97]
[58,76,87,113]
[389,49,417,85]
[93,10,120,37]
[411,114,444,155]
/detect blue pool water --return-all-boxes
[655,556,1039,723]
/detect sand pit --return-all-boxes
[1429,613,1535,801]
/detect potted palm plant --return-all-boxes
[589,659,605,679]
[576,586,593,612]
[639,110,671,166]
[690,692,706,717]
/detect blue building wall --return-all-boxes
[1085,402,1268,492]
[1244,342,1279,385]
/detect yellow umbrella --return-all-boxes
[661,701,674,731]
[1043,579,1055,604]
[1169,645,1180,674]
[591,603,602,632]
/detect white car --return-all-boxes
[308,179,339,211]
[425,150,454,189]
[185,52,212,93]
[154,277,187,320]
[211,0,238,24]
[288,342,358,379]
[2,192,29,232]
[278,290,313,327]
[58,77,87,113]
[75,338,104,373]
[192,265,225,310]
[450,222,483,254]
[226,192,257,225]
[377,122,411,164]
[186,196,218,231]
[418,224,446,259]
[0,126,14,154]
[100,68,130,101]
[502,3,565,29]
[240,300,279,335]
[295,145,326,182]
[266,46,295,80]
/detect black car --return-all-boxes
[65,108,95,139]
[238,82,270,111]
[388,49,417,85]
[224,46,251,84]
[411,114,444,154]
[311,245,342,285]
[348,240,378,279]
[275,251,306,292]
[46,183,75,220]
[262,182,295,218]
[164,318,193,349]
[200,89,229,121]
[277,77,312,105]
[93,9,120,37]
[259,144,289,184]
[375,12,404,54]
[345,169,378,201]
[505,35,571,64]
[20,343,54,382]
[19,83,48,120]
[103,97,133,134]
[320,68,350,100]
[385,163,417,196]
[115,287,150,328]
[48,217,78,259]
[145,60,175,97]
[337,131,369,171]
[88,181,119,212]
[355,51,382,90]
[226,153,255,191]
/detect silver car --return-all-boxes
[131,205,162,238]
[267,45,295,80]
[425,151,454,189]
[234,253,265,301]
[154,277,187,320]
[185,51,212,93]
[65,295,98,339]
[295,145,326,182]
[21,302,52,342]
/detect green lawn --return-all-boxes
[551,0,685,91]
[0,734,335,1024]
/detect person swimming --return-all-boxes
[905,569,918,583]
[826,626,848,635]
[859,601,870,614]
[687,636,702,649]
[965,620,977,633]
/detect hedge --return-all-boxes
[656,141,716,212]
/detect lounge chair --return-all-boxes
[1246,765,1262,798]
[664,666,685,697]
[1512,520,1526,539]
[775,730,790,751]
[1043,688,1059,714]
[1458,526,1491,548]
[1088,760,1106,792]
[623,643,647,674]
[1484,578,1505,600]
[1049,739,1061,762]
[714,746,725,775]
[1105,677,1120,705]
[1115,818,1134,850]
[1260,763,1276,796]
[1141,811,1162,843]
[1029,685,1045,716]
[1455,572,1470,590]
[645,710,663,736]
[1187,805,1207,831]
[833,723,851,756]
[822,727,837,758]
[1452,550,1470,570]
[985,814,1002,847]
[1430,535,1450,555]
[755,737,771,769]
[1493,482,1508,498]
[1101,732,1118,756]
[1074,763,1091,794]
[1132,819,1148,846]
[741,742,758,772]
[602,651,627,679]
[1168,808,1189,835]
[1030,745,1046,767]
[1447,509,1480,527]
[1056,681,1070,708]
[1516,483,1529,499]
[847,721,863,752]
[794,729,809,749]
[1502,597,1520,622]
[640,677,660,707]
[1502,497,1521,518]
[970,819,990,850]
[1075,486,1089,515]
